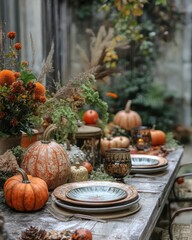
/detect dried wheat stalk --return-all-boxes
[37,42,54,84]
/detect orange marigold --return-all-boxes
[7,31,16,40]
[14,43,22,50]
[34,82,46,98]
[106,92,118,99]
[21,61,29,67]
[0,70,16,86]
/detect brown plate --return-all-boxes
[50,201,141,220]
[53,181,138,207]
[131,154,168,169]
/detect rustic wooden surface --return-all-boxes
[0,147,184,240]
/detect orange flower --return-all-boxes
[0,70,16,86]
[14,43,22,50]
[7,31,16,40]
[21,61,29,67]
[14,72,20,78]
[34,82,46,99]
[106,92,118,99]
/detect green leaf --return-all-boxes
[155,0,167,6]
[20,70,36,84]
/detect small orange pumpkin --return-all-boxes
[4,168,49,211]
[82,161,93,174]
[22,124,71,190]
[100,136,130,155]
[113,100,142,130]
[150,129,166,146]
[71,228,92,240]
[83,110,99,125]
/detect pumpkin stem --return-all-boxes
[42,124,57,142]
[16,168,30,184]
[125,100,132,113]
[75,162,81,168]
[152,125,156,130]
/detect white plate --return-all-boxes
[131,154,168,169]
[54,194,140,213]
[66,186,127,202]
[131,164,168,174]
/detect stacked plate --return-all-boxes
[52,181,140,216]
[131,154,168,174]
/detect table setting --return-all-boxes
[49,180,141,220]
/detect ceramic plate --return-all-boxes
[131,154,168,169]
[54,194,140,213]
[53,181,138,207]
[66,186,127,202]
[50,202,141,220]
[131,164,168,174]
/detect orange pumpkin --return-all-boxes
[113,100,142,130]
[100,136,130,155]
[82,161,93,174]
[83,110,99,125]
[4,168,49,211]
[150,129,166,146]
[71,228,92,240]
[21,124,71,190]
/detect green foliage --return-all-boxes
[81,82,109,125]
[39,98,79,143]
[155,0,167,6]
[11,146,25,166]
[99,70,179,131]
[165,132,178,149]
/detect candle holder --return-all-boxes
[104,148,132,183]
[131,126,151,151]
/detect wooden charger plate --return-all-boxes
[50,201,141,220]
[131,154,168,169]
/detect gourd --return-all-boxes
[100,136,130,156]
[150,128,166,146]
[71,228,93,240]
[3,168,49,211]
[82,110,99,125]
[113,100,142,130]
[70,162,88,182]
[21,124,71,190]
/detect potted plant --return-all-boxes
[0,30,48,154]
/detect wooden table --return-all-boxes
[0,147,184,240]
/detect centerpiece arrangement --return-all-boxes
[0,30,47,154]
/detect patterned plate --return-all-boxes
[66,186,127,202]
[131,155,168,169]
[54,194,140,213]
[53,181,138,207]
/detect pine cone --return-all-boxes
[46,230,72,240]
[18,226,49,240]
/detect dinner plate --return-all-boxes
[54,194,140,213]
[50,202,141,220]
[53,181,138,207]
[66,185,127,202]
[131,154,168,169]
[131,164,168,174]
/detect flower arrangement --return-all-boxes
[0,31,46,137]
